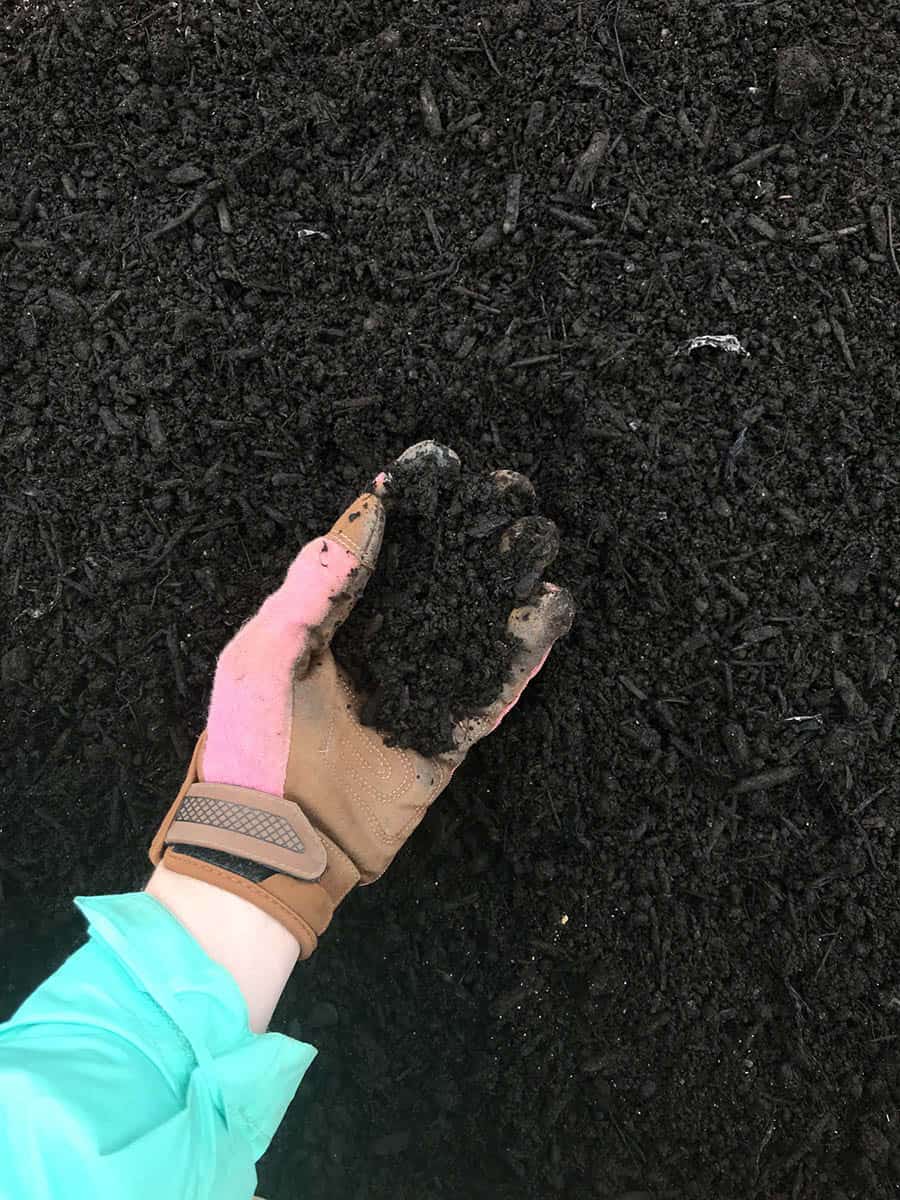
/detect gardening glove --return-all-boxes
[149,441,574,958]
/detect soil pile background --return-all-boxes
[2,2,900,1197]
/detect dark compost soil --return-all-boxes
[2,2,900,1198]
[332,448,555,756]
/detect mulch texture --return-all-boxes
[2,2,899,1197]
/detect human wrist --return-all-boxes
[146,862,300,1033]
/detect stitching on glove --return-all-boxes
[329,529,366,559]
[343,731,420,845]
[315,829,360,886]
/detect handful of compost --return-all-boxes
[332,441,565,756]
[150,442,574,958]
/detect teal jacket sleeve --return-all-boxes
[0,892,316,1200]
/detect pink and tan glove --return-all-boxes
[149,443,574,958]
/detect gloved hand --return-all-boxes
[149,442,574,958]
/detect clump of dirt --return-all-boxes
[774,43,833,119]
[332,452,557,757]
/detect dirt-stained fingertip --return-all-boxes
[499,516,561,602]
[395,440,461,473]
[490,468,538,515]
[327,492,385,571]
[370,469,392,498]
[508,583,576,647]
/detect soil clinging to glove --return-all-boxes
[332,454,558,757]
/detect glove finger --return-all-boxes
[295,490,386,663]
[204,491,383,792]
[445,582,575,761]
[327,490,385,572]
[490,468,537,516]
[248,489,383,669]
[499,515,561,603]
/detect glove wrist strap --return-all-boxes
[149,733,337,959]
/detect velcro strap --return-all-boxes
[163,781,327,881]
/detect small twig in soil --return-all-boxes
[804,224,864,245]
[397,259,460,285]
[851,816,883,877]
[476,21,501,77]
[446,110,482,135]
[718,276,738,312]
[18,184,40,226]
[524,100,546,144]
[166,626,187,698]
[509,342,586,369]
[543,785,562,831]
[726,143,782,177]
[619,193,633,233]
[567,129,610,195]
[723,426,748,486]
[37,23,57,81]
[705,817,727,859]
[61,575,92,599]
[424,207,443,254]
[119,519,200,582]
[507,354,556,369]
[747,214,778,241]
[618,675,647,701]
[147,180,223,241]
[108,786,125,839]
[419,79,443,137]
[548,206,598,235]
[333,395,381,413]
[149,569,171,611]
[812,934,838,982]
[450,284,502,313]
[887,202,900,282]
[714,572,749,608]
[755,1116,777,1181]
[122,1,175,32]
[215,197,232,234]
[609,1110,646,1165]
[731,765,801,795]
[701,104,718,153]
[852,785,888,819]
[503,173,522,235]
[829,312,856,372]
[612,0,651,108]
[677,108,701,148]
[595,337,640,370]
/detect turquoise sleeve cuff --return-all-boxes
[0,891,316,1200]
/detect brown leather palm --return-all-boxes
[287,652,452,886]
